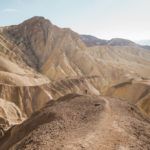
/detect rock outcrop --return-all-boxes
[0,98,24,130]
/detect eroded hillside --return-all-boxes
[105,78,150,117]
[0,17,150,149]
[3,17,150,83]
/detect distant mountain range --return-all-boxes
[136,40,150,46]
[81,35,150,50]
[80,35,136,46]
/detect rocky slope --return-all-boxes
[0,16,150,149]
[0,29,53,127]
[105,78,150,117]
[0,23,103,129]
[0,98,24,130]
[80,35,108,46]
[0,94,149,150]
[2,17,150,85]
[46,76,101,99]
[0,16,149,119]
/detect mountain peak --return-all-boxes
[21,16,52,27]
[80,35,107,46]
[108,38,135,46]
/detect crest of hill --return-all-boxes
[80,35,136,47]
[0,94,150,150]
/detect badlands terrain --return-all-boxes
[0,16,149,149]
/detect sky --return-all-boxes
[0,0,150,41]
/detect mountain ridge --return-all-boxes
[0,94,150,150]
[80,34,136,47]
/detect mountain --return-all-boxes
[0,16,149,117]
[0,17,102,131]
[0,94,149,150]
[0,30,53,118]
[137,40,150,46]
[81,35,150,50]
[0,16,150,149]
[80,35,108,46]
[81,35,136,46]
[2,17,150,81]
[0,24,98,122]
[141,45,150,50]
[0,16,149,116]
[107,38,136,46]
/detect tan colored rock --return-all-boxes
[0,98,25,129]
[46,76,101,99]
[0,30,52,122]
[1,17,149,83]
[105,78,150,117]
[3,17,150,87]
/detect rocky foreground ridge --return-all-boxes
[0,94,150,150]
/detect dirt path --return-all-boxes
[62,97,149,150]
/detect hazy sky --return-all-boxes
[0,0,150,41]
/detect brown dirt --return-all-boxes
[0,94,149,150]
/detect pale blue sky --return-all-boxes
[0,0,150,40]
